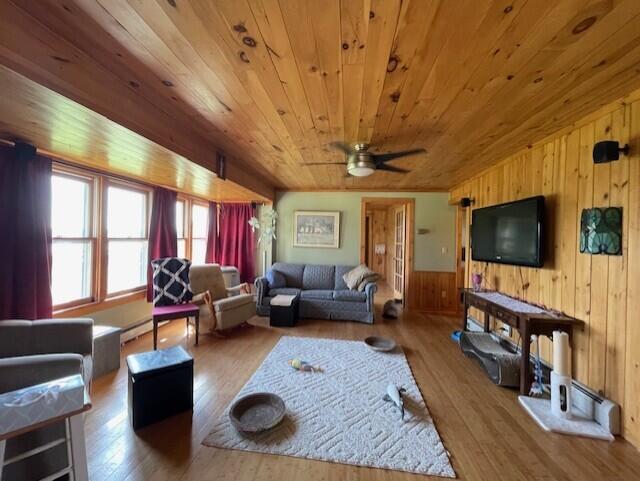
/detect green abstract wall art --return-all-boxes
[580,207,622,255]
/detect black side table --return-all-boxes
[270,294,299,327]
[126,345,193,430]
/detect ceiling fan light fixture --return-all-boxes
[348,165,375,177]
[347,158,376,177]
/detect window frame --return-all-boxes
[102,178,152,298]
[176,198,189,260]
[190,199,209,265]
[51,167,98,310]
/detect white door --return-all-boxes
[393,205,406,301]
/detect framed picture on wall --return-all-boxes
[293,211,340,248]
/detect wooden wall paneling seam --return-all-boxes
[623,100,640,446]
[588,113,613,394]
[605,105,630,406]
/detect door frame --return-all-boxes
[360,197,415,308]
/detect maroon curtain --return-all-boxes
[0,143,53,319]
[146,187,178,301]
[218,203,256,283]
[205,201,218,264]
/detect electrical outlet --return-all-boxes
[441,246,448,254]
[441,290,447,298]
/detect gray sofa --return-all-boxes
[255,262,377,324]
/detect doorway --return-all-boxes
[360,198,414,307]
[392,204,406,301]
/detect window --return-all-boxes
[191,203,208,265]
[51,173,94,307]
[176,200,186,258]
[50,164,211,315]
[106,184,149,295]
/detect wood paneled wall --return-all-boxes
[365,208,388,280]
[407,271,457,313]
[450,89,640,447]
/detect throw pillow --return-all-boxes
[266,269,286,288]
[151,257,193,306]
[343,264,377,290]
[357,272,379,291]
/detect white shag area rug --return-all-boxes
[203,336,455,478]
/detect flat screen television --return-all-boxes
[471,196,545,267]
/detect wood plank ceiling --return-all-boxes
[1,0,640,192]
[0,65,270,202]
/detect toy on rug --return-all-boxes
[383,383,407,420]
[288,358,321,372]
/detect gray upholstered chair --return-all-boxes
[189,264,255,332]
[0,319,93,481]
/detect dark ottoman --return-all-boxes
[127,345,193,430]
[269,294,299,327]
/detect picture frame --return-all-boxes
[293,211,340,248]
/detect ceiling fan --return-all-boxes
[303,143,426,177]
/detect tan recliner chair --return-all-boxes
[189,264,255,332]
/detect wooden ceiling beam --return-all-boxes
[0,0,275,200]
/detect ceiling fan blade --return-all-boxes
[302,162,348,166]
[376,164,410,174]
[373,148,426,164]
[328,142,353,155]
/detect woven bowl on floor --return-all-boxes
[229,392,286,433]
[364,336,397,352]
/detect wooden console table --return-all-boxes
[461,289,583,394]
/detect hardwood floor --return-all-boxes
[87,299,640,481]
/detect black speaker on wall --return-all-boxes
[460,197,475,208]
[593,141,629,164]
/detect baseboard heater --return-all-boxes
[121,318,153,343]
[466,316,620,436]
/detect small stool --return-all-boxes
[127,346,194,430]
[270,294,299,327]
[93,325,122,378]
[152,303,199,350]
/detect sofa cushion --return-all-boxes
[271,263,305,288]
[333,290,367,302]
[334,265,355,290]
[343,264,378,290]
[266,269,286,288]
[268,287,301,297]
[300,289,334,300]
[213,294,254,313]
[302,265,335,290]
